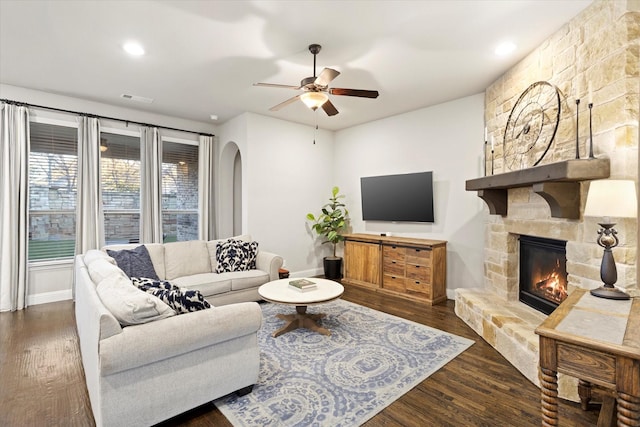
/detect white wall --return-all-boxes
[220,113,335,277]
[333,93,486,295]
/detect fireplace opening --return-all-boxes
[519,235,568,315]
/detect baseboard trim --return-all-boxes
[446,288,456,301]
[291,268,324,279]
[28,289,73,306]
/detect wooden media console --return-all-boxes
[342,233,447,305]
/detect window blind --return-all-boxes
[162,141,198,242]
[100,132,141,244]
[28,122,78,261]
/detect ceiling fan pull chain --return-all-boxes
[313,111,318,144]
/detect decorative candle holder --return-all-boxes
[575,99,580,159]
[484,141,488,176]
[491,149,494,175]
[588,103,595,159]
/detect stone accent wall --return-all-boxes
[456,0,639,401]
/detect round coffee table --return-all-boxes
[258,278,344,337]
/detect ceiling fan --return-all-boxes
[253,44,379,116]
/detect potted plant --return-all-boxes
[306,186,349,279]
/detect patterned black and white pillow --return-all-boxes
[131,277,211,314]
[215,238,259,273]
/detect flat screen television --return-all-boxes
[360,171,434,222]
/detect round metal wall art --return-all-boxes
[503,81,561,171]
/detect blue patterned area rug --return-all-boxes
[214,299,473,427]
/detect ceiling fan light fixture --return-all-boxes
[300,92,329,110]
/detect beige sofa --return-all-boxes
[74,236,283,427]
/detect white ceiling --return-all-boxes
[0,0,591,131]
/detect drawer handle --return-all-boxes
[415,281,420,284]
[415,249,421,252]
[415,265,420,268]
[391,276,396,279]
[391,260,396,264]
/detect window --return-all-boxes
[28,121,78,261]
[162,141,198,242]
[100,132,141,244]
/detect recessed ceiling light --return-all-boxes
[495,41,516,56]
[123,41,145,56]
[210,114,218,121]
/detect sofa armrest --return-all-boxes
[255,251,283,281]
[98,302,262,376]
[75,255,123,342]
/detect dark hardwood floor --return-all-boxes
[0,285,600,426]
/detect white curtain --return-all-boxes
[0,103,30,312]
[198,135,216,240]
[140,127,163,243]
[75,116,104,254]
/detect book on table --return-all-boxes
[289,279,317,291]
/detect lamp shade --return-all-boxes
[584,179,637,218]
[300,92,329,110]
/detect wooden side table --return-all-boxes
[535,289,640,426]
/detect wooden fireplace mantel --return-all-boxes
[465,158,610,219]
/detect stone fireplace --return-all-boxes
[518,235,568,315]
[455,1,638,402]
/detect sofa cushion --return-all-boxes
[218,270,270,291]
[172,273,232,297]
[131,277,212,314]
[96,274,176,326]
[106,245,160,280]
[215,239,259,273]
[164,240,211,280]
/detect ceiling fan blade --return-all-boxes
[254,82,301,90]
[322,100,339,116]
[269,95,301,111]
[314,68,340,88]
[329,88,379,98]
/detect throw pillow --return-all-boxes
[96,274,176,326]
[83,249,116,266]
[131,277,212,314]
[86,257,128,285]
[215,238,259,273]
[107,245,160,280]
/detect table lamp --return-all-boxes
[583,179,638,300]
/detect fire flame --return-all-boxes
[532,259,567,303]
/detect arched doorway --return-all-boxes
[219,141,242,238]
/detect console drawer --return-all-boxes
[383,257,405,275]
[406,248,431,265]
[383,274,406,292]
[406,264,431,281]
[406,279,431,297]
[383,245,406,259]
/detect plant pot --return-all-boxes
[323,257,342,280]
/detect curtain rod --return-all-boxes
[0,98,215,138]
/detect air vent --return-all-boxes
[120,94,154,104]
